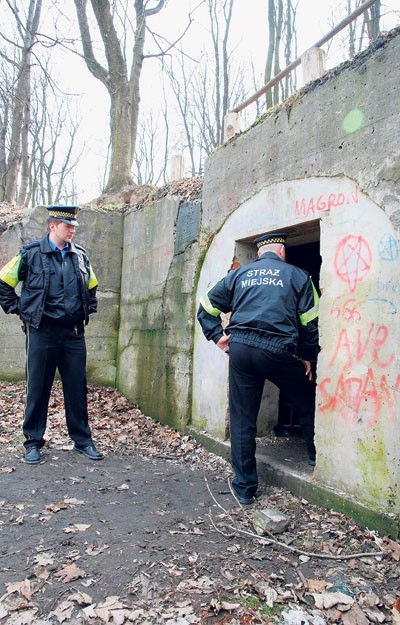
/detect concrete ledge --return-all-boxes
[186,426,399,539]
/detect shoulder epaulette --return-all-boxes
[74,242,87,253]
[23,241,40,250]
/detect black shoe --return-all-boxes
[233,491,256,506]
[24,446,41,464]
[237,496,255,505]
[73,444,103,460]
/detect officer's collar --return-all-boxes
[257,251,284,261]
[41,235,77,254]
[47,236,70,253]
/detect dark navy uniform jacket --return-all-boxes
[0,235,98,329]
[197,251,319,361]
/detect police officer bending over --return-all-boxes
[197,233,319,505]
[0,205,103,464]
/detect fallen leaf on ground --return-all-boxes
[48,600,74,623]
[63,523,91,533]
[387,539,400,561]
[311,591,354,610]
[6,579,35,600]
[54,563,86,583]
[68,591,92,605]
[45,501,69,513]
[341,603,371,625]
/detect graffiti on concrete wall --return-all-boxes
[317,196,400,426]
[334,235,372,293]
[319,313,398,425]
[295,185,359,218]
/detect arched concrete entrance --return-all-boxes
[192,176,400,513]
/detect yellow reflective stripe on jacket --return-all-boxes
[88,265,98,290]
[200,293,222,317]
[0,255,21,288]
[299,279,319,326]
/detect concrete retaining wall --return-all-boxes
[117,197,201,430]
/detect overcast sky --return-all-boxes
[72,0,399,201]
[2,0,399,202]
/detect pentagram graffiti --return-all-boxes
[378,233,399,261]
[334,235,372,293]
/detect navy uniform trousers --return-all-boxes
[228,341,316,500]
[23,323,92,449]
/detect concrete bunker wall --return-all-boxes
[193,177,400,513]
[193,30,400,518]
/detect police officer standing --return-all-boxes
[0,205,103,464]
[197,233,319,505]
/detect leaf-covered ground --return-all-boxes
[0,381,399,625]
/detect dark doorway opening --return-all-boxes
[276,239,321,437]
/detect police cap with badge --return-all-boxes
[46,205,79,226]
[253,232,288,248]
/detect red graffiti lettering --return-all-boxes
[294,186,359,218]
[329,323,394,369]
[295,198,306,217]
[372,325,394,368]
[318,367,396,425]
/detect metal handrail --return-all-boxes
[231,0,380,114]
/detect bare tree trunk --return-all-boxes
[74,0,166,194]
[283,0,297,100]
[208,1,222,145]
[221,0,234,141]
[2,0,42,204]
[207,0,234,145]
[0,105,9,200]
[365,0,381,39]
[273,0,283,105]
[348,0,357,57]
[264,0,276,109]
[17,79,31,205]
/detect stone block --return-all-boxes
[253,508,290,535]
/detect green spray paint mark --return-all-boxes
[343,109,364,134]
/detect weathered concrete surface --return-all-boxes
[117,197,201,430]
[201,31,400,232]
[194,30,400,523]
[0,205,122,386]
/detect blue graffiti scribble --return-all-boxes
[368,298,397,314]
[378,233,399,261]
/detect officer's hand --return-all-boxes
[303,359,313,381]
[216,334,230,353]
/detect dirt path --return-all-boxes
[0,382,399,624]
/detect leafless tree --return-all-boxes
[330,0,381,60]
[164,53,198,176]
[207,0,234,146]
[264,0,298,109]
[73,0,191,195]
[132,110,168,186]
[0,0,42,204]
[165,0,250,173]
[27,74,84,207]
